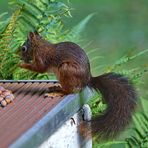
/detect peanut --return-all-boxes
[1,100,7,107]
[0,86,15,107]
[0,86,4,91]
[0,97,4,102]
[5,94,14,103]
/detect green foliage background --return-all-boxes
[0,0,147,147]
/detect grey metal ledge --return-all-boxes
[10,86,94,148]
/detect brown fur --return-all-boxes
[89,73,137,139]
[19,32,137,140]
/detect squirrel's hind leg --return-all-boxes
[57,62,85,94]
[44,83,64,98]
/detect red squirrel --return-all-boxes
[19,32,137,139]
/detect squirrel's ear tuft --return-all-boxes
[28,32,36,41]
[28,31,42,41]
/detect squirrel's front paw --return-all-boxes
[18,63,25,67]
[18,63,30,69]
[18,63,22,67]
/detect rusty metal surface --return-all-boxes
[0,81,63,148]
[10,87,93,148]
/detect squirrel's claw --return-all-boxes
[44,92,64,98]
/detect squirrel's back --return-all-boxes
[55,42,90,67]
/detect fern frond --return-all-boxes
[0,0,71,79]
[0,12,9,34]
[110,49,148,71]
[0,8,22,79]
[64,13,95,43]
[126,113,148,147]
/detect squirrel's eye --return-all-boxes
[22,46,27,52]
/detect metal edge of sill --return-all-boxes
[9,87,94,148]
[0,80,58,83]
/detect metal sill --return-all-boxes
[9,84,94,148]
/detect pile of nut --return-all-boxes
[0,86,15,107]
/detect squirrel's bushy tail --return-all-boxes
[89,73,137,139]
